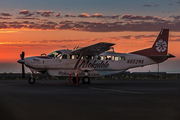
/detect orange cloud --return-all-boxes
[19,10,30,15]
[78,13,91,18]
[0,29,18,33]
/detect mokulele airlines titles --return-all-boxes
[79,60,109,68]
[17,29,175,84]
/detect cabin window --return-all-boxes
[62,54,67,59]
[120,56,126,61]
[114,56,118,61]
[105,56,111,60]
[70,55,75,59]
[97,56,103,60]
[86,56,93,60]
[112,56,114,61]
[76,55,79,59]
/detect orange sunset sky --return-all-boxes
[0,0,180,73]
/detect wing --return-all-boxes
[70,42,115,56]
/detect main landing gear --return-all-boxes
[82,76,90,83]
[72,76,91,84]
[28,71,35,84]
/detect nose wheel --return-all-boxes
[29,71,35,84]
[29,77,35,84]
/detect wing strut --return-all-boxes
[74,52,83,69]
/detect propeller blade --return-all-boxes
[20,51,25,78]
[20,51,25,60]
[22,64,25,78]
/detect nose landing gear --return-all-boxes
[29,71,35,84]
[29,77,35,84]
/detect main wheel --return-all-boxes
[72,77,80,84]
[28,77,35,84]
[82,76,90,83]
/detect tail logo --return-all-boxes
[155,39,167,52]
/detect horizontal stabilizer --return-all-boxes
[150,54,175,63]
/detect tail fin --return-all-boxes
[151,28,169,56]
[130,29,175,63]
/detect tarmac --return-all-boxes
[0,79,180,120]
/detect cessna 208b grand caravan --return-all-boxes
[17,29,175,84]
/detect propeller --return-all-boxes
[18,51,25,78]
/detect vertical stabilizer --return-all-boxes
[130,29,169,57]
[130,29,174,63]
[151,29,169,56]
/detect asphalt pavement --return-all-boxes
[0,79,180,120]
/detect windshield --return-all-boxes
[47,51,62,58]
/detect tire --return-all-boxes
[82,76,90,83]
[72,77,80,84]
[28,77,35,84]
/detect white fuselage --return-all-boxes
[24,50,156,77]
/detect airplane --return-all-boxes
[17,28,175,84]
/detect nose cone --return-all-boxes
[17,59,24,64]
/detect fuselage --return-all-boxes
[23,49,156,77]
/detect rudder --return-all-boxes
[151,29,169,56]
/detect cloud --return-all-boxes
[121,14,166,21]
[36,10,43,14]
[19,10,35,17]
[168,3,173,6]
[39,11,55,17]
[1,34,180,49]
[0,29,18,33]
[0,20,172,31]
[169,15,180,20]
[22,21,35,24]
[177,1,180,5]
[18,10,56,17]
[78,13,91,18]
[0,16,11,19]
[1,12,180,32]
[16,17,38,20]
[64,13,120,19]
[0,44,67,48]
[0,39,86,49]
[143,3,160,7]
[19,10,30,15]
[1,13,12,16]
[56,12,61,17]
[31,39,86,44]
[64,13,76,17]
[90,13,120,19]
[39,18,49,21]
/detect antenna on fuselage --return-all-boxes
[73,46,76,50]
[73,46,79,50]
[124,49,128,53]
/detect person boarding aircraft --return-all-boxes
[17,29,175,84]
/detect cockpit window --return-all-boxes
[47,51,62,58]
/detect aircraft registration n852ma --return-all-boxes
[17,29,175,84]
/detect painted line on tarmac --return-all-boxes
[90,87,143,94]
